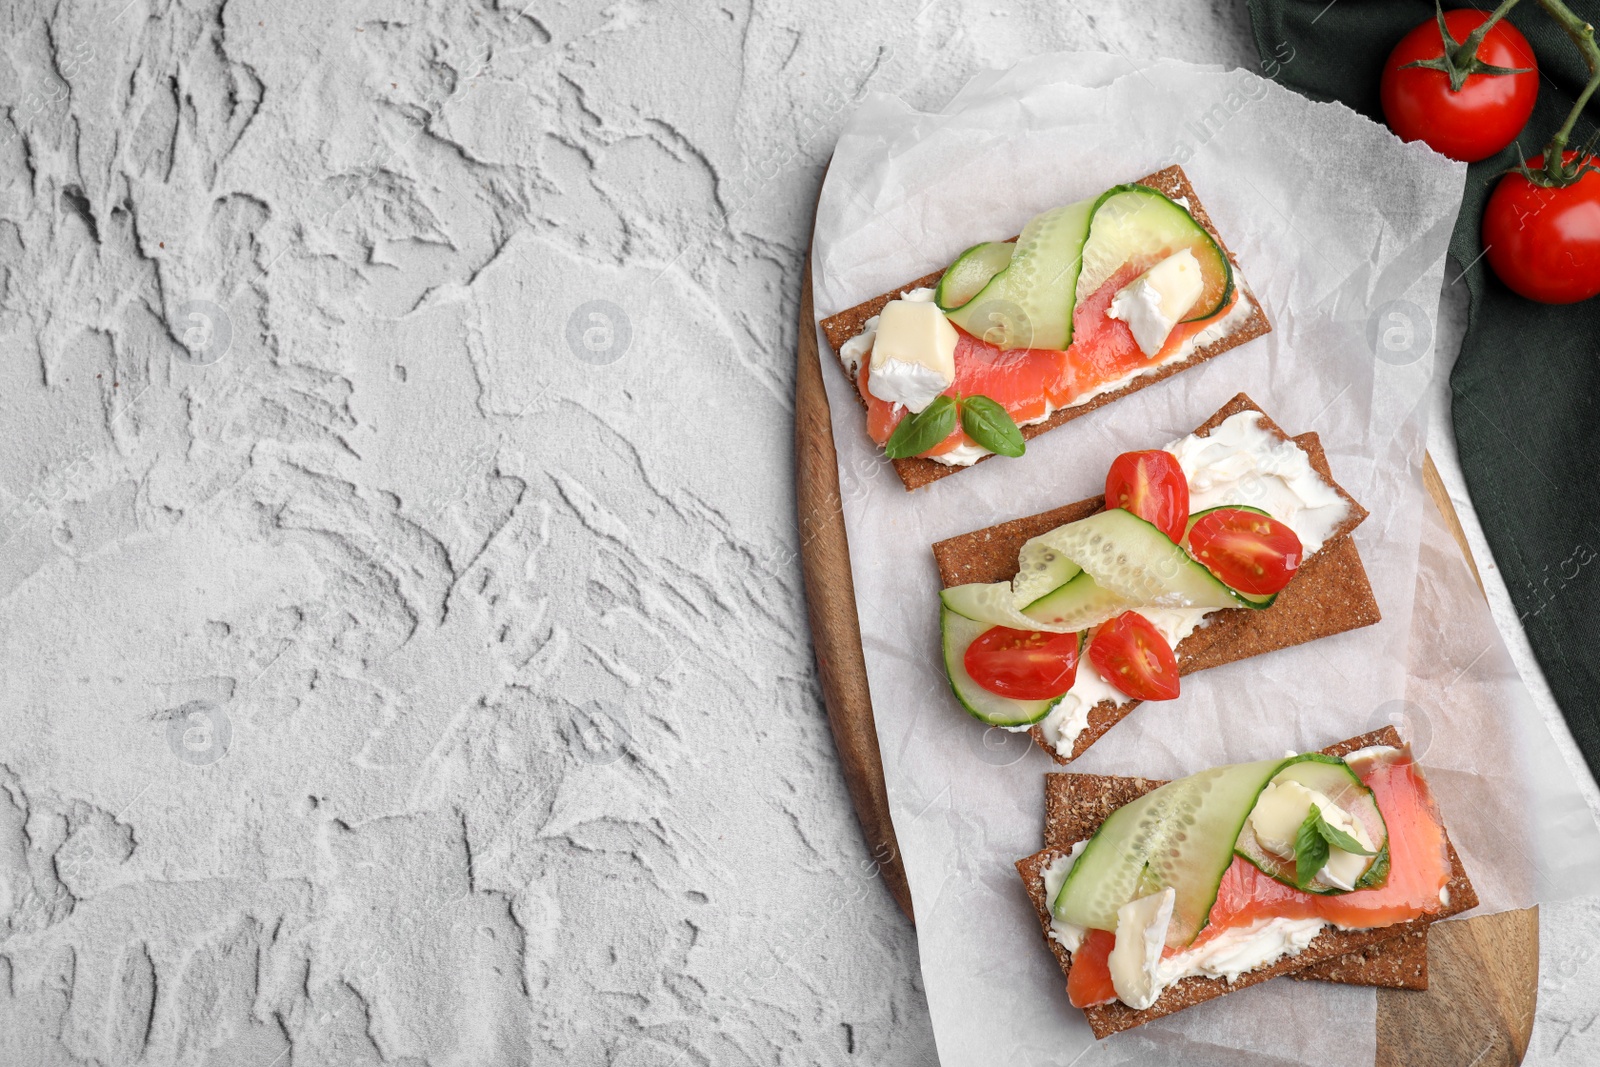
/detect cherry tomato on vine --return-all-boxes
[1380,9,1538,163]
[1105,450,1189,544]
[964,625,1081,700]
[1088,612,1180,703]
[1483,152,1600,304]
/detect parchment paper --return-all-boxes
[809,56,1600,1066]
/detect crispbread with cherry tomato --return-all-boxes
[933,394,1378,765]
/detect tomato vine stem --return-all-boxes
[1520,0,1600,187]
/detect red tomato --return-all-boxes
[964,625,1080,700]
[1483,152,1600,304]
[1380,10,1538,162]
[1188,508,1303,596]
[1105,450,1189,543]
[1088,612,1180,702]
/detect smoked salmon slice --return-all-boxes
[863,268,1239,458]
[1067,747,1451,992]
[1067,929,1119,1008]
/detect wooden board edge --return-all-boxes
[793,180,1535,1062]
[796,250,915,923]
[1375,470,1537,1067]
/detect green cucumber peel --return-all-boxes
[945,198,1095,350]
[1077,184,1234,324]
[1052,754,1293,945]
[1025,508,1240,610]
[941,183,1232,355]
[936,241,1015,311]
[939,606,1065,726]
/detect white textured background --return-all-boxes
[0,2,1596,1065]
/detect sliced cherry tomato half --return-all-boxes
[1088,612,1180,703]
[1187,508,1303,596]
[1105,450,1189,543]
[963,625,1081,701]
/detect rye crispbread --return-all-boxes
[933,394,1381,765]
[818,165,1273,491]
[1017,727,1478,1038]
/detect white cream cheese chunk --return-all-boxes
[838,286,936,377]
[1106,249,1204,357]
[1108,888,1176,1010]
[866,299,958,413]
[1249,780,1375,891]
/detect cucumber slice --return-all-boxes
[1021,571,1133,632]
[940,607,1063,726]
[946,198,1095,351]
[1181,506,1277,608]
[940,582,1081,633]
[935,241,1015,311]
[1026,509,1242,611]
[1076,185,1233,324]
[1054,752,1382,944]
[1233,754,1391,894]
[1053,756,1288,945]
[1011,535,1083,608]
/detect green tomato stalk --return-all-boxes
[1519,0,1600,188]
[1401,0,1533,91]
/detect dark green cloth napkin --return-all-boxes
[1247,0,1600,780]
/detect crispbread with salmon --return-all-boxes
[934,393,1380,764]
[819,165,1272,491]
[1017,727,1477,1038]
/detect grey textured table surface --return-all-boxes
[1,2,1597,1065]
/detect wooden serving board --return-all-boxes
[795,251,1539,1065]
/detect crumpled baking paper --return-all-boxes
[809,54,1600,1067]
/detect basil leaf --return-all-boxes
[1294,808,1330,890]
[884,395,957,459]
[959,394,1026,458]
[1314,812,1376,856]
